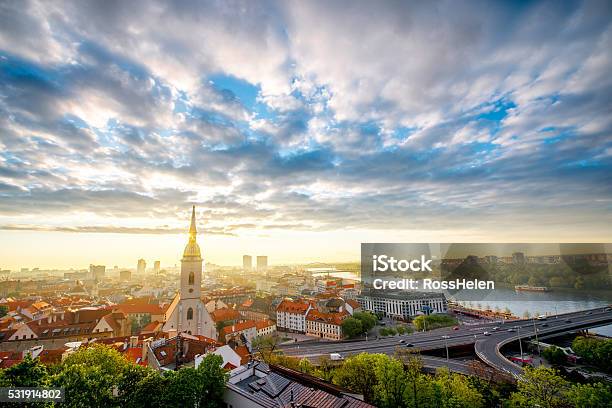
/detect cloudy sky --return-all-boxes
[1,0,611,269]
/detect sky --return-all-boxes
[0,0,611,269]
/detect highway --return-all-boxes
[475,307,612,378]
[280,307,612,378]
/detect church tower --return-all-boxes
[181,205,202,300]
[162,206,215,338]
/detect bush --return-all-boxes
[413,314,458,331]
[572,336,612,373]
[542,346,567,365]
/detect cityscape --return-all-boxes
[0,207,610,407]
[1,0,612,407]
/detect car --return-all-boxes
[405,343,414,347]
[586,311,593,315]
[537,315,547,320]
[452,326,460,331]
[492,326,500,331]
[564,319,572,323]
[507,328,516,332]
[541,323,549,327]
[329,353,344,361]
[483,331,491,336]
[399,339,406,344]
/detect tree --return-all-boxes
[542,346,567,365]
[122,370,170,408]
[317,356,335,382]
[402,352,427,408]
[374,355,406,408]
[0,354,48,387]
[51,345,130,407]
[0,304,8,318]
[572,336,612,372]
[163,354,227,408]
[430,368,484,408]
[333,353,385,403]
[252,334,282,363]
[341,317,363,338]
[565,382,612,408]
[117,363,155,406]
[353,312,377,332]
[509,366,569,408]
[297,358,317,375]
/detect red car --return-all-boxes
[452,326,460,331]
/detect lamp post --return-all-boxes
[517,326,524,364]
[442,335,450,360]
[532,319,540,356]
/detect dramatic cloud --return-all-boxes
[0,0,611,242]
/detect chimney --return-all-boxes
[130,335,138,348]
[142,338,152,362]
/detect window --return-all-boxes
[188,271,195,285]
[187,308,193,320]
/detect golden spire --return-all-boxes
[189,205,197,241]
[183,205,201,258]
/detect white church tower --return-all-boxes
[162,206,215,338]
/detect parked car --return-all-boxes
[483,331,491,336]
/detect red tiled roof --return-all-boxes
[233,345,250,364]
[255,320,275,330]
[0,351,22,368]
[115,304,164,315]
[6,301,31,312]
[276,299,310,314]
[38,349,64,365]
[306,310,348,326]
[221,321,257,336]
[210,308,240,323]
[123,347,147,366]
[141,321,162,333]
[346,299,361,309]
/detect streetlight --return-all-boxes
[517,326,524,365]
[442,335,450,360]
[532,319,540,357]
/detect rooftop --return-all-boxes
[228,362,374,408]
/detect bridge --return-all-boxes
[279,307,612,379]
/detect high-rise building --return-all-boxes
[257,256,268,272]
[120,270,131,282]
[89,264,105,280]
[154,260,161,274]
[243,255,252,271]
[137,259,146,275]
[162,206,215,338]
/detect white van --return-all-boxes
[329,353,344,361]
